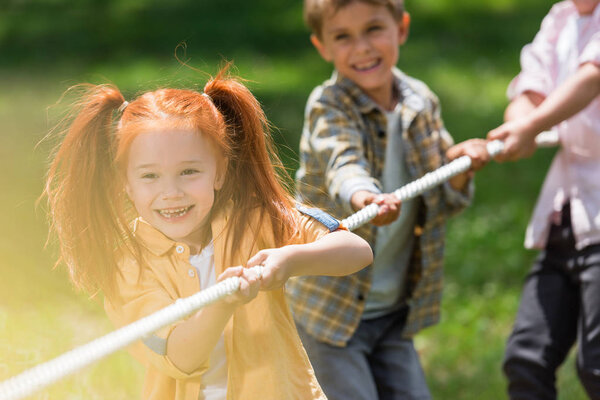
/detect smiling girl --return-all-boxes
[44,67,373,400]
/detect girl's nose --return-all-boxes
[162,180,184,200]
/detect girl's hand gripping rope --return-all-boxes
[217,266,261,305]
[246,247,297,291]
[246,229,373,290]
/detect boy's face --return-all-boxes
[572,0,599,15]
[311,2,409,106]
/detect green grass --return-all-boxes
[0,0,590,398]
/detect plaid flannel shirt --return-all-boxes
[287,68,472,346]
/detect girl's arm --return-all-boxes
[488,62,600,162]
[247,230,373,291]
[166,267,260,374]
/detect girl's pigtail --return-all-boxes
[46,84,126,297]
[203,66,296,250]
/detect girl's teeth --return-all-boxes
[159,206,191,218]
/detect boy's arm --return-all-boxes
[310,102,401,225]
[305,99,381,214]
[446,139,491,191]
[489,62,600,162]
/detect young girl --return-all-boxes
[487,1,600,398]
[44,67,373,400]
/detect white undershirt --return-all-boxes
[363,106,418,319]
[189,243,227,400]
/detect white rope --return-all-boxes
[0,131,558,400]
[0,266,263,400]
[341,140,505,230]
[341,132,557,231]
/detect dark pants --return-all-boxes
[298,306,431,400]
[504,203,600,400]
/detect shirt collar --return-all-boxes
[132,218,177,256]
[332,67,424,116]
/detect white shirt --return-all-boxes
[363,106,418,318]
[189,243,228,400]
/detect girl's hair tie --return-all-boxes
[118,100,129,113]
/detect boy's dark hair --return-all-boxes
[304,0,404,38]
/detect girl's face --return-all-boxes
[573,0,599,15]
[125,129,225,250]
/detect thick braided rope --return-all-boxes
[0,132,558,400]
[342,140,505,230]
[0,266,263,400]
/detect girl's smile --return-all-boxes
[156,205,195,220]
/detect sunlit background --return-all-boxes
[0,0,587,398]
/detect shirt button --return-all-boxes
[188,269,195,278]
[175,245,185,254]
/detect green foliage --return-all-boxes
[0,0,589,398]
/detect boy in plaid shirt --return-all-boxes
[287,1,490,398]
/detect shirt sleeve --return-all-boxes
[289,207,342,245]
[507,5,563,99]
[104,259,210,380]
[433,99,474,213]
[307,97,381,215]
[580,30,600,66]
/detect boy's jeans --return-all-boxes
[504,202,600,400]
[297,306,431,400]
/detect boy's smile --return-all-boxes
[311,2,409,110]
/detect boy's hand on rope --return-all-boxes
[217,266,261,305]
[246,246,297,291]
[351,191,401,226]
[447,138,491,171]
[446,138,491,190]
[487,119,538,162]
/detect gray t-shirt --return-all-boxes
[363,106,418,319]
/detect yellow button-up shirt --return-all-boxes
[105,205,329,400]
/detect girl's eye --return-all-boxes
[181,169,199,176]
[141,173,158,179]
[334,33,349,41]
[367,25,382,33]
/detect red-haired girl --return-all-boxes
[44,68,373,400]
